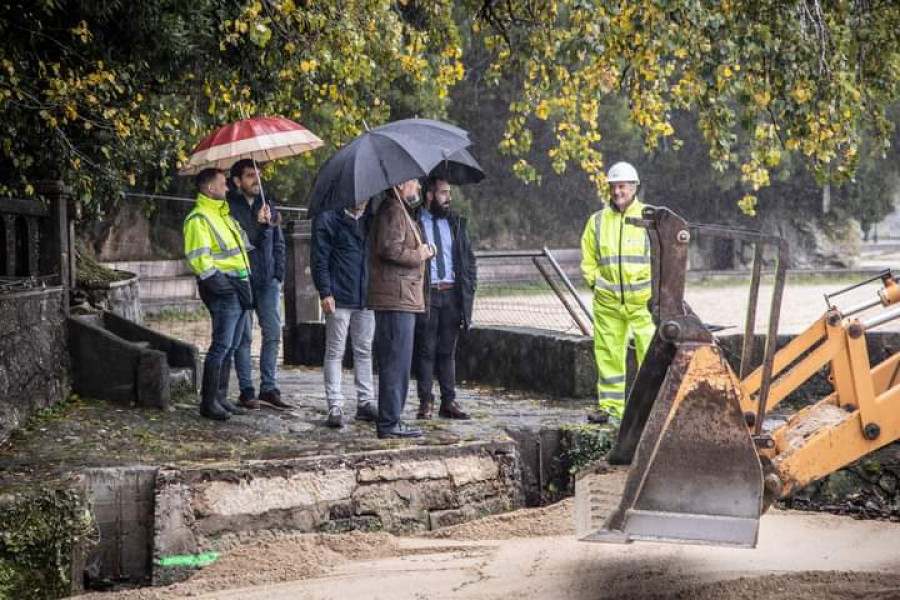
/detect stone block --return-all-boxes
[445,455,500,486]
[357,459,448,483]
[456,480,504,505]
[318,515,383,533]
[192,469,357,517]
[351,481,415,516]
[428,506,474,530]
[152,470,199,587]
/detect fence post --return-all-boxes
[283,218,322,365]
[542,246,593,324]
[36,180,75,292]
[532,256,592,336]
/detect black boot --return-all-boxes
[200,364,230,421]
[217,356,247,415]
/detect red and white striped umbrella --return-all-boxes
[178,115,323,175]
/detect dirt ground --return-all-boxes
[76,470,900,600]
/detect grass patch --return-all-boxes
[74,241,131,285]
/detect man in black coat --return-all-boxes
[414,177,477,420]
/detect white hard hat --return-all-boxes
[606,161,640,184]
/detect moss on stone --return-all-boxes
[0,488,96,600]
[559,423,614,476]
[74,241,130,285]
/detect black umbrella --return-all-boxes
[429,148,485,185]
[308,119,471,216]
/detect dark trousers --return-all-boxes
[415,289,461,406]
[200,289,249,399]
[375,310,416,433]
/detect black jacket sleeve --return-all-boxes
[310,211,335,299]
[271,206,286,282]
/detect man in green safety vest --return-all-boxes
[580,161,655,424]
[184,168,253,421]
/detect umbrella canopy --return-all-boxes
[178,115,323,175]
[429,148,485,185]
[307,119,471,216]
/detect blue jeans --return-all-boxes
[203,291,249,384]
[375,311,416,433]
[234,279,282,393]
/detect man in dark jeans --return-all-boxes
[415,177,477,420]
[367,180,435,439]
[183,168,253,420]
[226,159,291,410]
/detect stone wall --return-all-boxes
[152,441,520,585]
[285,321,617,398]
[0,288,69,444]
[457,326,603,398]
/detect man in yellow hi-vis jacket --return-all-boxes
[580,162,655,423]
[184,168,253,421]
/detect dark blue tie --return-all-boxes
[432,217,446,280]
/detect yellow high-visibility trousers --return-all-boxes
[593,300,655,418]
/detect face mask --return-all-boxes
[403,194,422,209]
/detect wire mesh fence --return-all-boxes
[472,250,592,336]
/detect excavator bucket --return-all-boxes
[575,341,764,547]
[573,205,784,548]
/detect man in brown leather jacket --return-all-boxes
[368,179,435,439]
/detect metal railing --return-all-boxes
[473,248,592,336]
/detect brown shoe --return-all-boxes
[416,399,434,420]
[238,388,260,410]
[438,401,471,420]
[259,388,292,410]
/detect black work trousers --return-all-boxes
[375,310,416,434]
[415,288,461,406]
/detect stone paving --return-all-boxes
[0,365,599,488]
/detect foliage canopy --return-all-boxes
[0,1,462,209]
[2,1,900,220]
[469,0,900,214]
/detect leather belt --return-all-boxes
[431,283,456,291]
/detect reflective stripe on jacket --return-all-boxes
[183,193,251,280]
[580,198,651,307]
